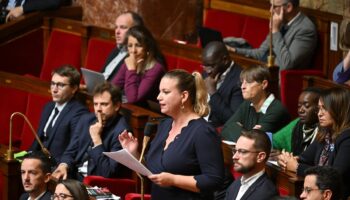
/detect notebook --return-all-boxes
[198,27,223,48]
[81,68,106,95]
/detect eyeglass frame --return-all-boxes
[301,186,323,194]
[50,81,71,90]
[51,193,74,200]
[270,2,289,9]
[232,148,261,156]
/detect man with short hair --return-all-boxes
[31,65,88,164]
[227,0,317,70]
[52,82,130,180]
[300,166,342,200]
[225,129,278,200]
[20,151,52,200]
[102,11,144,81]
[202,41,243,127]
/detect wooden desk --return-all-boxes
[266,161,304,197]
[0,145,22,200]
[303,75,349,90]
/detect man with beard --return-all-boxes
[225,129,278,200]
[52,82,130,180]
[20,151,52,200]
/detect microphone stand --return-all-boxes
[137,122,156,200]
[267,0,275,68]
[7,112,51,160]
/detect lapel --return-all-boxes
[45,100,73,147]
[217,63,240,94]
[38,103,55,136]
[231,177,242,199]
[240,173,267,200]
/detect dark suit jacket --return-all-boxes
[225,172,278,200]
[30,99,88,164]
[298,129,350,198]
[19,191,52,200]
[22,0,61,13]
[101,47,127,81]
[207,63,243,127]
[60,113,130,178]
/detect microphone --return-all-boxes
[7,112,51,160]
[139,122,157,162]
[267,0,275,67]
[137,122,157,200]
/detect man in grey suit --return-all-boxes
[227,0,317,70]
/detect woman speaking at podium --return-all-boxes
[119,69,224,200]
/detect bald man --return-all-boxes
[202,41,243,127]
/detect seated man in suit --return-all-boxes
[300,166,342,200]
[221,65,290,142]
[20,151,52,200]
[227,0,317,70]
[202,41,243,127]
[30,65,89,164]
[52,82,130,180]
[5,0,62,22]
[102,11,144,81]
[225,129,278,200]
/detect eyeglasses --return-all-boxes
[302,187,322,194]
[51,193,73,200]
[233,148,260,156]
[271,2,288,9]
[50,81,70,89]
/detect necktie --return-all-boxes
[45,107,59,139]
[280,25,289,36]
[15,0,23,7]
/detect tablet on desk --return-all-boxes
[81,68,106,95]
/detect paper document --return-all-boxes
[222,140,236,146]
[103,149,152,176]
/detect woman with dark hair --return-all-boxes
[111,25,166,105]
[119,69,224,199]
[52,179,89,200]
[278,87,350,199]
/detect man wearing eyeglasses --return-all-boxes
[300,166,342,200]
[225,130,278,200]
[202,41,243,128]
[20,151,52,200]
[30,65,89,165]
[227,0,317,71]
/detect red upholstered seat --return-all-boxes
[125,193,151,200]
[40,30,82,81]
[19,93,51,151]
[204,9,246,38]
[0,87,28,145]
[177,57,202,73]
[85,38,115,71]
[280,69,324,118]
[164,53,178,71]
[241,16,269,48]
[83,176,136,200]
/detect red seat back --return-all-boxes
[0,87,28,145]
[40,30,82,81]
[20,93,51,151]
[125,193,151,200]
[242,16,269,48]
[85,38,115,71]
[177,57,202,73]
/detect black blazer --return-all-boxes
[30,99,88,164]
[225,172,278,200]
[207,62,243,127]
[19,191,52,200]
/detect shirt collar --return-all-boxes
[287,11,301,26]
[55,101,68,112]
[28,191,47,200]
[240,169,265,185]
[250,93,275,114]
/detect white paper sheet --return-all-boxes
[222,140,236,146]
[103,149,153,176]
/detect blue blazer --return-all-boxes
[225,172,278,200]
[208,63,243,127]
[30,99,89,164]
[60,113,130,178]
[19,191,52,200]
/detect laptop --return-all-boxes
[198,27,223,48]
[81,68,106,95]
